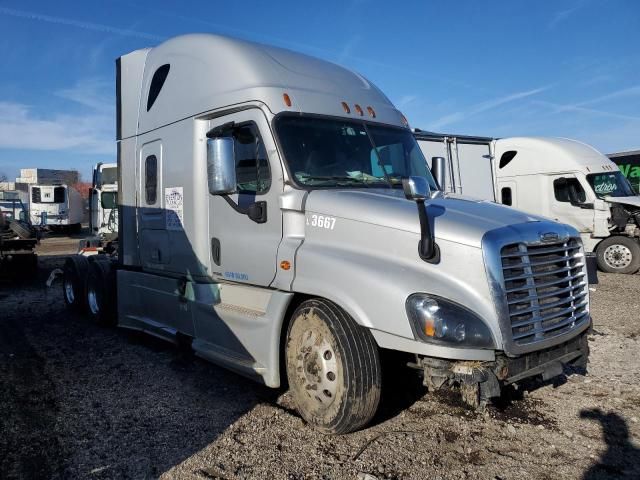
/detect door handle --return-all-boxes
[211,237,221,266]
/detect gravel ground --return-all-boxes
[1,234,639,480]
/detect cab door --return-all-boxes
[548,174,595,233]
[207,109,283,287]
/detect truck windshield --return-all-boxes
[275,115,437,189]
[100,167,118,185]
[586,172,636,198]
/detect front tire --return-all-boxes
[595,236,640,274]
[285,298,381,434]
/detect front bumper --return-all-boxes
[416,329,589,401]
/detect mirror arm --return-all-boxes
[221,195,267,224]
[416,200,439,262]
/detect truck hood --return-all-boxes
[604,195,640,209]
[304,189,546,248]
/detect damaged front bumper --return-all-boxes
[412,330,590,407]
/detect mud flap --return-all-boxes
[586,253,599,284]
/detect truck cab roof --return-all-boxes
[118,33,405,139]
[495,136,616,176]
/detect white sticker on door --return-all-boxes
[165,186,184,230]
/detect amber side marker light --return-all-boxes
[283,93,292,107]
[280,260,291,270]
[354,104,364,116]
[341,102,351,114]
[366,106,376,118]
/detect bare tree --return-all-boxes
[0,172,7,183]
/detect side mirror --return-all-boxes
[206,137,237,195]
[431,157,447,191]
[402,176,430,201]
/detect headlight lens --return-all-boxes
[406,294,495,348]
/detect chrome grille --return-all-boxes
[501,239,589,346]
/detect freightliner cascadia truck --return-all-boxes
[63,34,592,434]
[415,131,640,274]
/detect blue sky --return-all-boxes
[0,0,638,181]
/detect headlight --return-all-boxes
[406,294,495,348]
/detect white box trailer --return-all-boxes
[415,131,640,273]
[63,34,593,434]
[29,183,83,232]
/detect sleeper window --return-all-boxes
[145,155,158,204]
[225,124,271,194]
[553,177,586,203]
[501,187,512,206]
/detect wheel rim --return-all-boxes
[296,329,339,407]
[88,285,100,315]
[64,279,75,304]
[604,244,633,269]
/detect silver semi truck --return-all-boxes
[63,34,591,434]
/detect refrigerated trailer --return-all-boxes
[416,131,640,274]
[30,183,83,232]
[63,34,592,434]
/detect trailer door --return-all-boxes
[208,109,282,287]
[452,141,495,200]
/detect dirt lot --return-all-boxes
[1,233,639,480]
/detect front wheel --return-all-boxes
[595,236,640,274]
[285,298,381,434]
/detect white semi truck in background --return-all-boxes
[64,34,593,434]
[89,162,118,239]
[415,131,640,274]
[29,183,83,232]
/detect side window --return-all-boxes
[145,155,158,204]
[147,64,170,111]
[229,124,271,194]
[554,177,586,203]
[501,187,512,206]
[32,187,41,203]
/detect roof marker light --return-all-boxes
[354,104,364,116]
[341,102,351,114]
[283,93,292,107]
[366,106,376,118]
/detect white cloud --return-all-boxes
[427,87,549,130]
[0,6,162,41]
[0,101,114,155]
[396,95,418,108]
[549,2,588,28]
[0,78,115,155]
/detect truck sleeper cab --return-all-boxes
[64,34,591,434]
[415,132,640,274]
[29,183,83,232]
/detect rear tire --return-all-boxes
[86,257,117,326]
[63,255,89,312]
[595,236,640,274]
[285,298,381,434]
